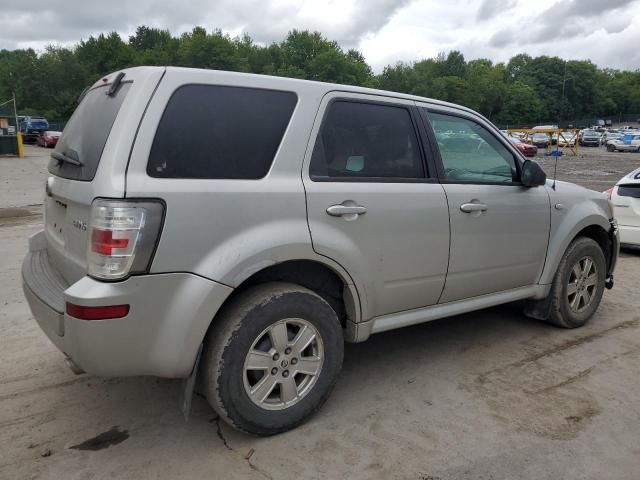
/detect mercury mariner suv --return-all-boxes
[22,67,619,435]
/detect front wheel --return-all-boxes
[547,237,607,328]
[607,144,616,152]
[202,282,344,436]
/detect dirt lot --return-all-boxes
[536,145,640,192]
[1,145,639,480]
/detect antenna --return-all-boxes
[552,151,558,190]
[547,129,561,190]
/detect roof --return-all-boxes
[618,167,640,185]
[117,66,479,119]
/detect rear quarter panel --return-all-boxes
[125,70,362,316]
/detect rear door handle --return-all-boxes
[460,203,488,213]
[326,203,367,218]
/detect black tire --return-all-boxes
[202,282,344,436]
[547,237,607,328]
[607,144,616,152]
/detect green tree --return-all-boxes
[76,32,135,75]
[177,27,245,71]
[498,81,542,126]
[1,25,638,126]
[378,62,414,94]
[276,30,373,85]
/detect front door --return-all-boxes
[421,106,551,303]
[303,94,450,319]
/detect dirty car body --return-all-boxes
[22,67,619,435]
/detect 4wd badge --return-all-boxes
[72,219,87,231]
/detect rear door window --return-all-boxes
[147,85,297,179]
[310,100,425,180]
[48,82,131,181]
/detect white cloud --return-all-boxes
[0,0,639,72]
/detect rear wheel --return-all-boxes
[547,237,607,328]
[202,282,344,436]
[607,144,616,152]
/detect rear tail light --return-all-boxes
[603,187,613,200]
[87,199,164,280]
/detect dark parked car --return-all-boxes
[19,116,50,143]
[580,130,601,147]
[507,136,538,157]
[37,131,62,148]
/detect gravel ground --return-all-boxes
[1,145,639,480]
[535,145,639,192]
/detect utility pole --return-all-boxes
[12,93,18,133]
[559,62,573,128]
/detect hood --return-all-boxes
[547,180,614,218]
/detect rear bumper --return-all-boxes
[619,224,640,246]
[22,231,233,378]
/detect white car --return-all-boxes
[558,131,577,147]
[606,133,640,152]
[606,168,640,246]
[602,130,622,144]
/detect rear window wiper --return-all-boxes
[107,72,125,96]
[51,151,83,167]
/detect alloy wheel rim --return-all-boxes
[243,318,324,411]
[567,256,598,313]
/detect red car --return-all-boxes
[507,136,538,157]
[37,131,61,148]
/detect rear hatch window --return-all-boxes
[48,82,131,181]
[617,184,640,198]
[31,119,49,129]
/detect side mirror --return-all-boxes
[521,159,546,187]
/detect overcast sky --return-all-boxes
[1,0,639,72]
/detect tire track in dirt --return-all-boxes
[467,318,640,440]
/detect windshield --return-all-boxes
[48,81,131,181]
[30,119,48,128]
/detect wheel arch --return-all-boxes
[207,259,363,342]
[539,214,612,287]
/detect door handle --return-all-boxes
[460,203,488,213]
[326,203,367,218]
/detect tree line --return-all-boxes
[1,26,639,126]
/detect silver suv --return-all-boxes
[22,67,619,435]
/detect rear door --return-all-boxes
[419,105,551,303]
[303,93,450,319]
[45,68,164,284]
